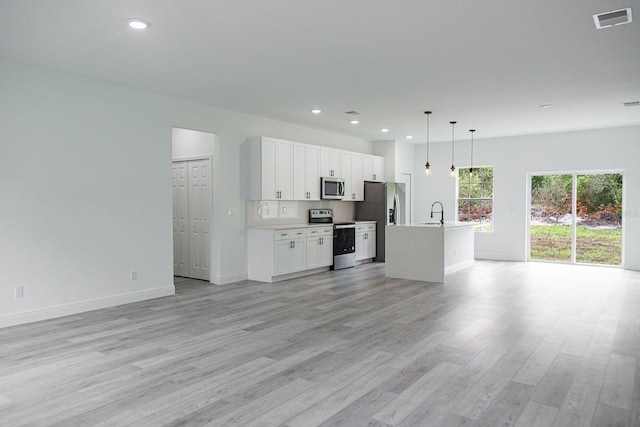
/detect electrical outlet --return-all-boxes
[14,286,24,299]
[227,207,237,216]
[130,271,137,281]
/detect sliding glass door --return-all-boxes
[529,172,623,266]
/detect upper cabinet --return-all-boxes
[320,147,342,178]
[293,143,321,201]
[248,136,293,200]
[363,154,384,182]
[342,151,364,201]
[248,136,384,201]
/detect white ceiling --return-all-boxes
[1,0,639,143]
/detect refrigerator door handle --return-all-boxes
[393,193,400,224]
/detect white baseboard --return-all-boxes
[211,272,248,285]
[445,259,475,275]
[0,285,175,329]
[474,251,525,262]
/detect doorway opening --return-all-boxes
[528,172,623,266]
[172,127,216,283]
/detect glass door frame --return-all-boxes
[525,169,626,267]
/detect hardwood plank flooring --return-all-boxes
[0,261,639,426]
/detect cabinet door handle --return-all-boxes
[293,240,296,248]
[373,174,377,180]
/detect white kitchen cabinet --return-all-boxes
[351,153,364,200]
[320,147,342,178]
[274,229,306,276]
[248,136,293,200]
[341,151,364,201]
[356,223,376,261]
[306,226,333,269]
[293,143,321,201]
[363,154,384,182]
[341,151,352,200]
[248,226,333,283]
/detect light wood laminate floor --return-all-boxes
[1,261,639,426]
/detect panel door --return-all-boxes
[365,232,376,258]
[351,153,364,201]
[306,145,321,200]
[306,237,321,269]
[274,240,292,275]
[188,159,211,280]
[291,238,307,272]
[321,147,341,177]
[319,237,333,267]
[172,162,189,277]
[341,151,353,200]
[371,156,384,182]
[275,140,293,200]
[293,143,307,200]
[369,231,377,258]
[260,138,278,199]
[355,232,365,260]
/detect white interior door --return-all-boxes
[172,158,211,281]
[172,162,189,277]
[188,159,211,280]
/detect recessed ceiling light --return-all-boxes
[350,120,359,125]
[311,109,322,114]
[127,18,150,30]
[381,128,389,133]
[405,135,413,139]
[538,104,553,109]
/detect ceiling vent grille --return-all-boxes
[623,101,640,107]
[344,111,362,116]
[593,7,633,29]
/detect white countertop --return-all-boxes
[248,220,376,230]
[390,221,476,229]
[248,223,332,230]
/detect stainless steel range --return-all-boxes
[309,209,356,270]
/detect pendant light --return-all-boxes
[449,121,457,177]
[424,111,432,176]
[469,129,476,177]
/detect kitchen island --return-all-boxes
[385,222,475,283]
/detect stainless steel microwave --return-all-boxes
[321,177,345,200]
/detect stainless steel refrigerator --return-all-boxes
[355,181,406,262]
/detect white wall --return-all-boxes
[413,126,640,270]
[0,59,372,326]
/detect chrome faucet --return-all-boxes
[430,201,444,225]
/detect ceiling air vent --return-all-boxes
[593,7,632,29]
[623,101,640,107]
[344,111,362,116]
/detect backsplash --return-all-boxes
[246,200,356,226]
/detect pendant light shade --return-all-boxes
[424,111,432,176]
[449,121,457,177]
[469,129,476,177]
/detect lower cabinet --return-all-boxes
[306,227,334,269]
[274,237,306,276]
[248,226,333,283]
[356,223,376,261]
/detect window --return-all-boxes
[457,167,493,231]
